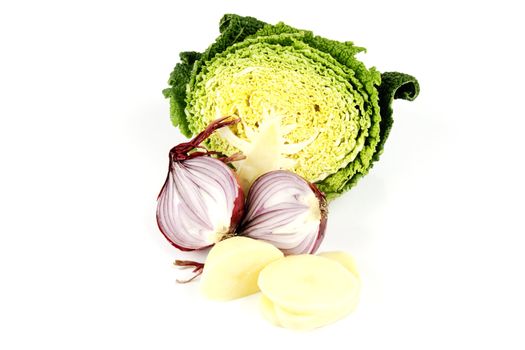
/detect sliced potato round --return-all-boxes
[260,294,280,326]
[200,236,284,300]
[273,298,358,331]
[258,254,359,315]
[318,251,360,279]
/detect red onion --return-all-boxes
[156,117,245,251]
[238,170,328,255]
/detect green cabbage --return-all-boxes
[163,14,419,199]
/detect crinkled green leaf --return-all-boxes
[374,72,420,162]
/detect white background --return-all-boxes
[1,0,524,349]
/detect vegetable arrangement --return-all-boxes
[158,14,419,330]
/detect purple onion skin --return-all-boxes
[156,159,245,252]
[229,174,246,238]
[239,170,328,255]
[156,117,245,251]
[156,171,197,252]
[308,182,328,254]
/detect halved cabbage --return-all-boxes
[164,14,419,198]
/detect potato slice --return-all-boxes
[200,236,284,300]
[258,255,360,315]
[260,294,280,326]
[261,293,356,330]
[318,251,360,279]
[275,298,358,330]
[259,254,360,330]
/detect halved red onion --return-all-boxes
[238,170,328,255]
[156,117,245,251]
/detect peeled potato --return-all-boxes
[258,254,360,330]
[200,236,284,300]
[318,251,360,279]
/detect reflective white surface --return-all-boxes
[0,0,523,349]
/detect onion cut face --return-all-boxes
[156,117,245,251]
[239,170,328,255]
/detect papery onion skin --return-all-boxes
[156,117,245,251]
[308,182,328,255]
[239,170,328,255]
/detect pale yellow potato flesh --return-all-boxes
[318,251,360,280]
[260,294,280,326]
[200,236,284,301]
[258,254,361,330]
[261,293,359,331]
[277,298,358,330]
[258,255,359,314]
